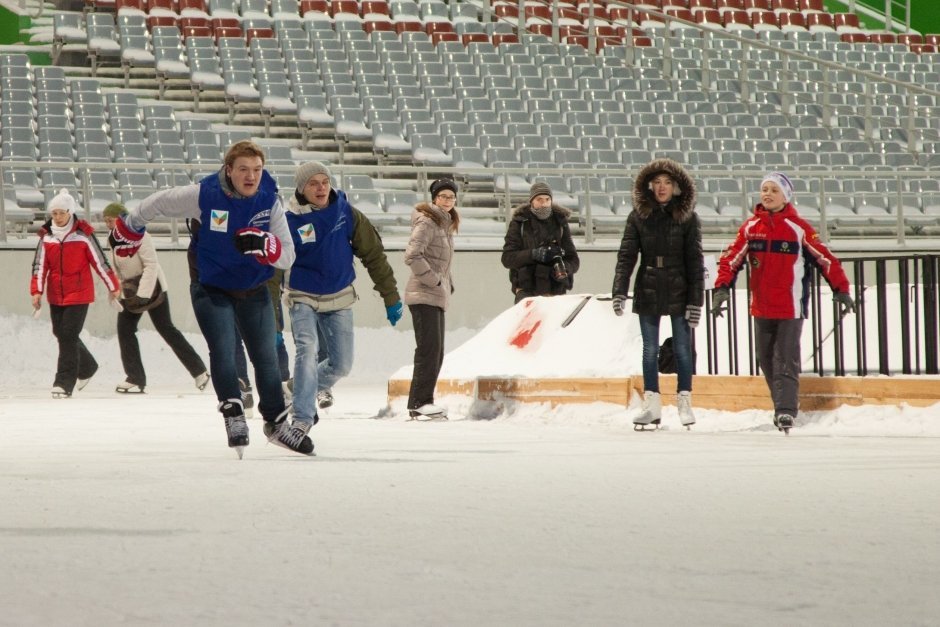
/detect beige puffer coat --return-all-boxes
[403,202,455,311]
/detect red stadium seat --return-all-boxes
[364,20,395,33]
[211,17,240,30]
[716,0,745,12]
[179,16,210,30]
[750,10,778,29]
[804,11,834,31]
[839,32,868,44]
[722,9,751,28]
[147,15,178,30]
[461,33,489,45]
[331,0,358,17]
[689,0,717,10]
[744,0,771,11]
[395,21,422,33]
[528,23,553,36]
[431,31,459,44]
[214,26,243,41]
[633,36,653,46]
[494,3,519,19]
[425,21,454,35]
[869,32,897,44]
[178,0,208,13]
[246,28,274,43]
[771,0,797,12]
[799,0,823,10]
[559,25,588,38]
[300,0,329,16]
[694,8,722,26]
[181,25,212,39]
[491,33,518,46]
[116,0,145,13]
[897,33,923,46]
[776,11,805,29]
[833,12,861,30]
[361,1,389,17]
[609,6,638,24]
[926,34,940,46]
[911,44,937,54]
[148,0,178,14]
[665,7,694,23]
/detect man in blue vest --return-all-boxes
[111,141,305,457]
[281,161,401,440]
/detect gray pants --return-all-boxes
[755,317,804,418]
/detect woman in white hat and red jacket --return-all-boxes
[712,172,855,432]
[30,189,120,398]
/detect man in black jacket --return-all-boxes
[501,182,581,304]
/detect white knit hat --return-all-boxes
[48,189,77,215]
[295,161,332,194]
[761,172,794,203]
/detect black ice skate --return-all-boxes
[774,414,794,435]
[219,399,249,459]
[238,378,254,419]
[268,420,315,456]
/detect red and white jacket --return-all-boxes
[714,203,850,319]
[30,218,119,306]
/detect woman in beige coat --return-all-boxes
[103,203,209,393]
[404,178,460,419]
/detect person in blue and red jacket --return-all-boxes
[110,140,298,458]
[711,172,855,431]
[30,189,120,398]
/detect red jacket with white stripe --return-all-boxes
[30,218,119,306]
[714,203,850,319]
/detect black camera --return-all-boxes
[551,256,568,282]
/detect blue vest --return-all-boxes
[195,171,278,291]
[285,190,356,296]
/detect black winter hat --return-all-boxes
[429,177,458,199]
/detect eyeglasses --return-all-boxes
[435,194,456,201]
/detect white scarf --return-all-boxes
[50,216,74,241]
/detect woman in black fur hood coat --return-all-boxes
[611,158,704,429]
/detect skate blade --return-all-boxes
[633,422,660,431]
[411,413,447,422]
[234,446,245,460]
[51,392,71,399]
[115,388,145,394]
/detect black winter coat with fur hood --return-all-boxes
[501,202,580,302]
[611,159,704,316]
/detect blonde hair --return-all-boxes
[223,140,266,168]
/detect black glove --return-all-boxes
[711,287,730,318]
[833,292,855,316]
[612,295,627,317]
[532,244,563,264]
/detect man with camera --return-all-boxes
[501,181,581,304]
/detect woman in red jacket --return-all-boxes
[30,190,120,398]
[711,172,855,431]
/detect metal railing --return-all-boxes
[703,254,940,376]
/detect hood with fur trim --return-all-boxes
[632,158,697,224]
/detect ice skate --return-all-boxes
[677,391,695,430]
[219,399,249,459]
[317,389,333,409]
[51,386,71,399]
[116,380,145,394]
[408,403,448,421]
[269,420,315,456]
[774,414,794,435]
[194,371,210,391]
[76,375,94,391]
[633,391,662,431]
[238,378,254,419]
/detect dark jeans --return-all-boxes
[235,328,289,383]
[638,313,693,394]
[117,295,207,387]
[755,317,804,418]
[407,303,445,410]
[190,282,284,421]
[50,303,97,393]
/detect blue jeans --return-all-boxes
[289,304,354,425]
[190,282,284,421]
[638,314,693,394]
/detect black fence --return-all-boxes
[702,254,940,377]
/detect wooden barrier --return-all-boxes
[388,375,940,410]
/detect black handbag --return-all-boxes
[121,275,166,314]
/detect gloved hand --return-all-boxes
[711,287,730,318]
[612,295,627,317]
[112,216,145,258]
[234,227,282,264]
[685,304,701,328]
[386,301,403,326]
[833,291,855,316]
[532,244,564,264]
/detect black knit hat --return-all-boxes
[429,177,458,200]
